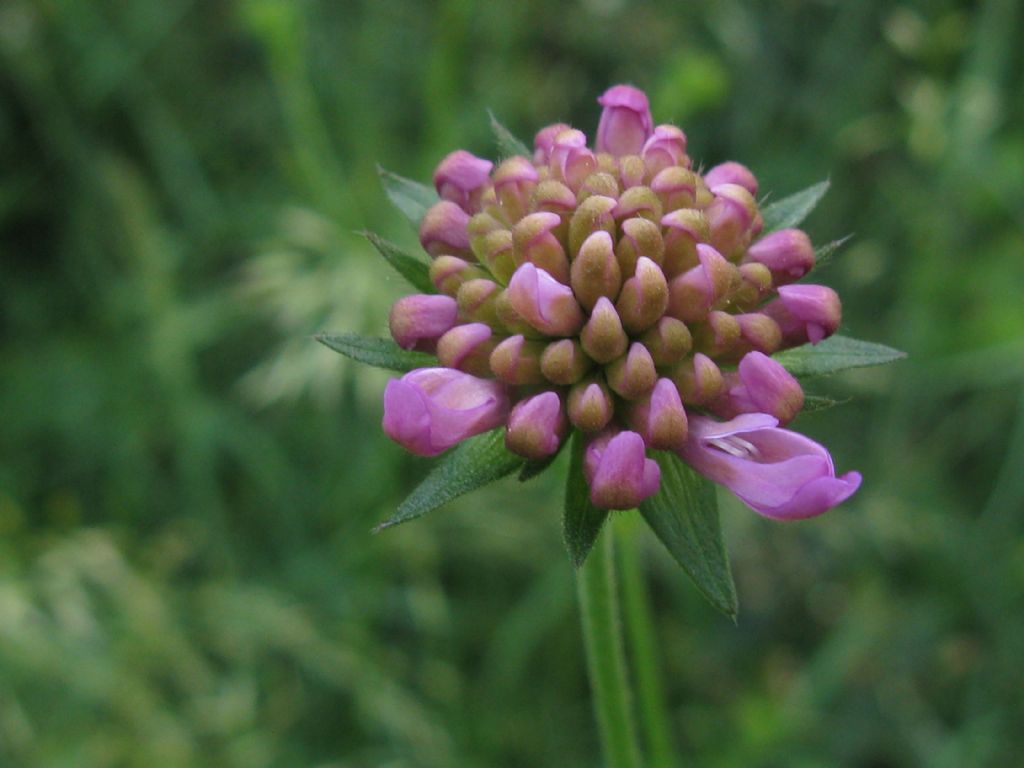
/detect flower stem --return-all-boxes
[616,515,676,768]
[577,524,643,768]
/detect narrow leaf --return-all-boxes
[761,180,830,232]
[640,453,737,619]
[813,234,853,270]
[488,110,531,158]
[375,428,524,531]
[360,231,434,293]
[378,166,439,227]
[563,431,609,567]
[315,333,435,372]
[801,393,848,413]
[773,334,907,377]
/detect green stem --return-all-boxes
[577,525,643,768]
[617,515,676,768]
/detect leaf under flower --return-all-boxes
[315,333,435,372]
[488,110,532,158]
[360,231,435,293]
[563,431,610,568]
[773,334,907,377]
[761,180,830,232]
[378,166,439,227]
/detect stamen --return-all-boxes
[707,435,759,459]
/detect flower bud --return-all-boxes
[584,429,661,510]
[607,342,657,400]
[628,378,689,450]
[429,255,488,296]
[383,368,509,457]
[512,211,570,284]
[568,377,615,433]
[436,322,496,376]
[714,352,804,425]
[734,313,783,355]
[540,338,592,385]
[534,122,572,164]
[456,278,502,326]
[571,231,622,311]
[472,228,516,283]
[489,334,546,385]
[505,391,568,460]
[745,228,815,285]
[706,183,758,258]
[660,209,709,277]
[596,84,653,156]
[763,284,842,345]
[506,263,585,337]
[389,294,459,351]
[613,186,662,224]
[639,316,692,366]
[615,217,664,277]
[728,262,773,309]
[616,256,669,334]
[568,195,618,257]
[433,150,493,212]
[693,310,741,357]
[618,155,647,189]
[419,200,471,258]
[551,128,598,190]
[578,171,620,202]
[580,296,628,364]
[493,156,540,222]
[703,161,759,196]
[642,125,688,176]
[651,166,698,213]
[667,243,732,323]
[671,353,723,405]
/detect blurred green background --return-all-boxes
[2,0,1023,765]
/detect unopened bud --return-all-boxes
[596,85,654,156]
[745,228,815,285]
[667,243,732,323]
[734,313,783,355]
[429,255,488,296]
[456,279,502,326]
[578,171,620,202]
[628,378,689,450]
[641,125,688,176]
[513,212,570,284]
[472,228,516,283]
[506,263,585,337]
[551,128,598,190]
[729,262,773,309]
[568,377,615,433]
[660,209,709,277]
[580,296,629,364]
[616,256,669,334]
[615,217,664,277]
[618,155,647,189]
[389,294,459,351]
[540,339,592,385]
[584,429,661,510]
[534,122,572,164]
[571,231,622,311]
[703,161,759,196]
[436,322,496,376]
[639,316,693,366]
[506,391,568,459]
[613,186,662,223]
[419,200,472,258]
[568,195,618,257]
[651,166,698,212]
[433,150,493,212]
[671,353,723,405]
[706,183,758,258]
[606,342,657,400]
[493,156,539,223]
[489,334,546,385]
[763,284,841,346]
[692,310,741,357]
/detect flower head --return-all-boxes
[379,84,858,516]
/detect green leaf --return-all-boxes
[315,333,435,372]
[801,393,848,413]
[378,166,439,227]
[773,334,907,377]
[488,110,531,158]
[640,453,737,619]
[813,234,853,270]
[375,428,524,531]
[760,180,830,232]
[360,231,434,293]
[563,431,609,567]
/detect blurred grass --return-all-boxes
[1,0,1022,765]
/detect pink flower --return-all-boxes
[433,150,494,212]
[585,429,661,509]
[763,284,842,345]
[713,351,804,425]
[745,228,815,284]
[506,262,585,336]
[596,85,654,156]
[382,368,509,456]
[679,413,861,520]
[703,162,759,196]
[389,294,458,351]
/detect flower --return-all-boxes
[378,84,859,515]
[679,414,862,520]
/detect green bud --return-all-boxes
[692,310,741,357]
[618,155,646,189]
[580,296,628,364]
[489,335,547,385]
[456,278,502,326]
[616,256,669,334]
[615,217,665,277]
[613,186,663,224]
[540,339,592,385]
[569,195,618,257]
[568,376,615,433]
[640,316,693,367]
[606,342,657,400]
[670,353,723,405]
[661,208,709,277]
[429,255,489,296]
[473,229,516,283]
[571,231,622,312]
[577,171,620,202]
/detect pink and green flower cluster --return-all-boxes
[382,85,860,518]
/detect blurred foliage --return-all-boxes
[1,0,1023,765]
